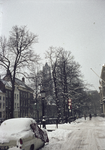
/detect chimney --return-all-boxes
[22,77,25,83]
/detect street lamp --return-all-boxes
[40,88,46,128]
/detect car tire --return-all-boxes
[30,144,34,150]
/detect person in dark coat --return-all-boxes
[89,114,92,120]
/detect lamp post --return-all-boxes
[40,88,46,128]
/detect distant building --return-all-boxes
[86,90,100,116]
[99,64,105,116]
[42,63,57,118]
[43,62,51,79]
[0,75,34,119]
[0,79,12,119]
[15,78,34,118]
[42,63,54,104]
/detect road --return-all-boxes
[42,117,105,150]
[61,118,102,150]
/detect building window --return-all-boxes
[6,91,8,97]
[9,91,11,98]
[0,112,1,118]
[3,103,5,109]
[3,97,5,101]
[28,93,30,98]
[14,94,16,100]
[0,96,1,100]
[22,92,24,98]
[103,87,105,97]
[15,103,16,108]
[0,103,1,108]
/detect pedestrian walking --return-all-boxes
[89,114,92,120]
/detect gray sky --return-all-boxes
[1,0,105,91]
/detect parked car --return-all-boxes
[0,118,49,150]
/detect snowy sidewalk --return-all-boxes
[41,117,105,150]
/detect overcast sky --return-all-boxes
[1,0,105,91]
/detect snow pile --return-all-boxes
[48,129,72,141]
[42,118,84,150]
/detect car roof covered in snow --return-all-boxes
[1,118,36,132]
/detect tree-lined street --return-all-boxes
[0,1,105,150]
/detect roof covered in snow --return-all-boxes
[0,77,33,92]
[15,78,33,92]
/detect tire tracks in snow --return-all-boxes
[61,118,102,150]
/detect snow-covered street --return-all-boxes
[42,117,105,150]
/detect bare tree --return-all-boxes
[45,47,86,121]
[45,47,62,121]
[0,26,40,118]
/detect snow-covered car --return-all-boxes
[0,118,49,150]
